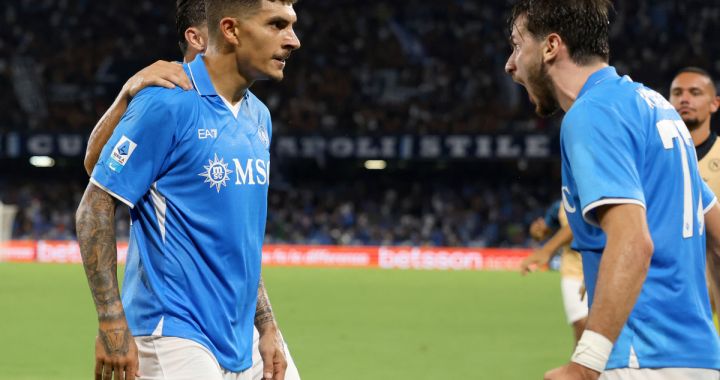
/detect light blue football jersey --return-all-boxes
[90,55,272,372]
[560,67,720,370]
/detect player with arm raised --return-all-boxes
[506,0,720,379]
[76,1,301,379]
[669,67,720,320]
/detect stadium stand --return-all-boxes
[1,0,719,246]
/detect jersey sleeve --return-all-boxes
[90,88,179,208]
[703,180,718,214]
[563,101,646,226]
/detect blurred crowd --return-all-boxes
[265,177,552,247]
[2,0,720,247]
[3,0,719,134]
[2,177,552,248]
[2,181,129,241]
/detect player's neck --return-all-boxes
[203,53,252,105]
[550,61,608,112]
[690,123,712,147]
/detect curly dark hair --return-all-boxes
[510,0,613,65]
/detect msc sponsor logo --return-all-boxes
[199,154,233,193]
[199,153,270,193]
[107,135,137,173]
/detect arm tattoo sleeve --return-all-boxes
[76,184,130,354]
[255,277,276,330]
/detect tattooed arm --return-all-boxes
[255,277,278,330]
[256,277,287,380]
[76,183,138,380]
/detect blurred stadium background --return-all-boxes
[1,0,719,379]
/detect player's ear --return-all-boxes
[219,17,241,46]
[543,33,561,64]
[185,27,207,53]
[711,95,720,114]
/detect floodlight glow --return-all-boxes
[364,160,387,170]
[29,156,55,168]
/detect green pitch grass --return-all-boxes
[0,263,571,379]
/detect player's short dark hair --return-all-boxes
[676,67,713,81]
[510,0,613,65]
[675,67,717,93]
[205,0,297,40]
[177,0,207,55]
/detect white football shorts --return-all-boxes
[561,277,589,324]
[135,328,300,380]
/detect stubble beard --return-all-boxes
[682,116,701,130]
[528,60,560,117]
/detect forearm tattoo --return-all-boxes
[76,185,129,351]
[255,277,276,329]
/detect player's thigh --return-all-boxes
[600,368,720,380]
[248,328,301,380]
[560,277,588,324]
[135,336,224,380]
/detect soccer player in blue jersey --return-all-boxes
[506,1,720,379]
[82,1,301,378]
[75,1,301,379]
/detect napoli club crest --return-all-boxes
[257,124,270,149]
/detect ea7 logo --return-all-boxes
[198,129,218,139]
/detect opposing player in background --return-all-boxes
[83,1,301,379]
[522,200,587,345]
[76,0,301,379]
[669,67,720,319]
[506,0,720,379]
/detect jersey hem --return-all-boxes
[606,358,720,371]
[131,327,253,373]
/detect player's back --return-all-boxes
[560,66,720,370]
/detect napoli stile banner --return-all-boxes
[0,132,558,160]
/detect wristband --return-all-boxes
[570,330,613,373]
